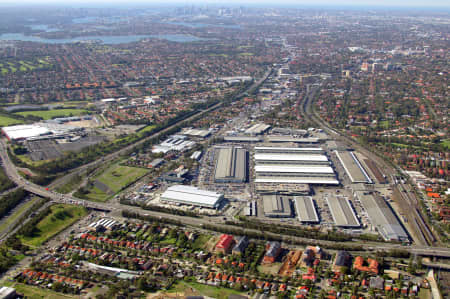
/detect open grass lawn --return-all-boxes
[2,282,75,299]
[172,281,246,299]
[441,139,450,150]
[80,163,148,202]
[81,186,109,202]
[19,204,87,248]
[15,153,49,167]
[137,124,157,137]
[97,164,148,193]
[56,175,83,194]
[192,234,211,250]
[160,236,177,245]
[257,262,282,275]
[60,101,92,107]
[15,109,88,120]
[379,120,389,128]
[0,197,41,233]
[0,58,51,75]
[0,115,23,126]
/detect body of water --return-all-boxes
[165,21,241,29]
[0,33,210,44]
[27,24,60,32]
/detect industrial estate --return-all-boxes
[0,3,448,299]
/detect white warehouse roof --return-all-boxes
[2,124,51,140]
[254,153,329,162]
[255,146,323,152]
[161,185,224,208]
[255,165,334,174]
[255,178,339,185]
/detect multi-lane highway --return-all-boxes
[1,138,450,257]
[0,70,448,258]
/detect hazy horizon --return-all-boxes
[0,0,449,9]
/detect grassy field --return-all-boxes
[168,281,246,299]
[96,164,148,193]
[441,139,450,150]
[15,109,88,120]
[0,58,51,75]
[258,262,282,275]
[137,124,157,137]
[192,234,211,250]
[80,163,148,202]
[81,186,109,202]
[379,120,389,129]
[2,282,75,299]
[14,152,49,167]
[19,204,87,248]
[0,197,41,233]
[56,175,83,194]
[0,115,23,127]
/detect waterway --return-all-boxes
[165,21,241,29]
[0,33,211,44]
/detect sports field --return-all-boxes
[78,163,148,202]
[15,109,89,120]
[0,115,23,126]
[96,164,149,193]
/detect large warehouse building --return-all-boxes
[214,147,247,183]
[326,196,360,228]
[254,153,330,165]
[245,123,271,135]
[295,196,319,223]
[355,191,408,242]
[2,124,51,141]
[335,150,372,184]
[253,146,339,185]
[255,146,324,155]
[263,195,292,218]
[160,185,224,209]
[265,136,319,144]
[1,123,82,142]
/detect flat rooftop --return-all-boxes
[356,191,408,241]
[266,136,319,143]
[183,128,211,138]
[326,196,360,227]
[295,196,319,223]
[214,147,247,183]
[254,153,329,162]
[245,123,271,135]
[263,195,292,218]
[335,151,372,183]
[255,165,334,174]
[255,146,324,153]
[255,183,310,195]
[161,185,223,208]
[255,177,339,185]
[223,136,262,142]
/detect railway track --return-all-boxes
[300,83,436,246]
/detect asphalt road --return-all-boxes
[0,70,448,258]
[48,67,273,190]
[301,84,436,246]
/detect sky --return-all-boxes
[0,0,448,8]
